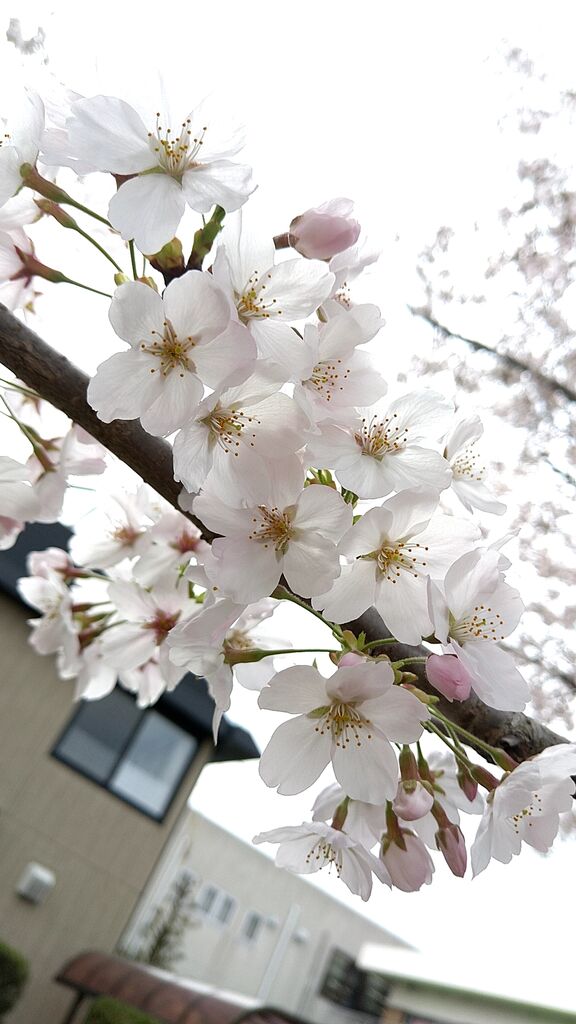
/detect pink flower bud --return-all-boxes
[289,198,361,261]
[426,654,472,702]
[393,780,434,821]
[381,832,434,892]
[338,651,366,666]
[436,823,467,877]
[457,766,479,804]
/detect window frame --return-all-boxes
[51,688,200,823]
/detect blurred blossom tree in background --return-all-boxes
[408,47,576,735]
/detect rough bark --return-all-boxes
[0,302,567,761]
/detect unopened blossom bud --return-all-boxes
[27,547,74,578]
[35,199,78,229]
[436,823,467,877]
[470,764,499,792]
[148,237,185,275]
[12,246,66,285]
[457,765,479,804]
[338,651,366,666]
[426,654,472,702]
[381,830,434,892]
[289,198,361,261]
[393,779,434,821]
[20,163,72,205]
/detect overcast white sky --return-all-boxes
[4,1,576,1014]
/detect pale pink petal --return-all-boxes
[315,560,377,623]
[293,484,352,541]
[163,271,231,342]
[374,573,432,645]
[109,174,186,254]
[283,533,341,598]
[211,537,281,603]
[258,715,332,795]
[258,665,329,713]
[332,730,399,803]
[87,350,164,422]
[182,159,254,213]
[193,322,256,389]
[140,369,203,436]
[108,280,166,347]
[67,96,152,173]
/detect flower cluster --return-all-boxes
[2,85,574,903]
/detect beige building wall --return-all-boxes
[124,810,407,1024]
[0,593,212,1024]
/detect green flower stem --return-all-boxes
[61,276,112,299]
[271,585,345,640]
[0,377,40,400]
[74,224,123,273]
[392,656,428,668]
[64,196,111,227]
[431,708,515,768]
[425,720,473,771]
[0,395,53,470]
[129,240,138,279]
[361,637,398,650]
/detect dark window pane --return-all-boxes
[54,689,142,782]
[109,712,196,817]
[242,911,264,941]
[216,894,236,924]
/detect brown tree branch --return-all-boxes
[0,304,216,542]
[0,303,568,762]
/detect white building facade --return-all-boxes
[122,810,410,1024]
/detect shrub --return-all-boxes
[84,996,162,1024]
[0,940,29,1017]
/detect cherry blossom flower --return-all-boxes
[91,579,196,706]
[471,743,576,876]
[17,569,79,678]
[427,548,529,711]
[289,198,361,260]
[214,213,334,379]
[314,487,479,645]
[0,228,37,311]
[0,455,40,547]
[311,783,387,849]
[132,509,209,586]
[258,660,429,802]
[24,424,107,526]
[27,546,75,579]
[69,486,157,569]
[50,94,254,253]
[0,91,44,209]
[194,456,352,603]
[253,822,390,900]
[327,239,379,306]
[172,370,306,493]
[167,598,249,738]
[88,276,255,436]
[307,391,453,497]
[445,415,506,515]
[294,304,386,425]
